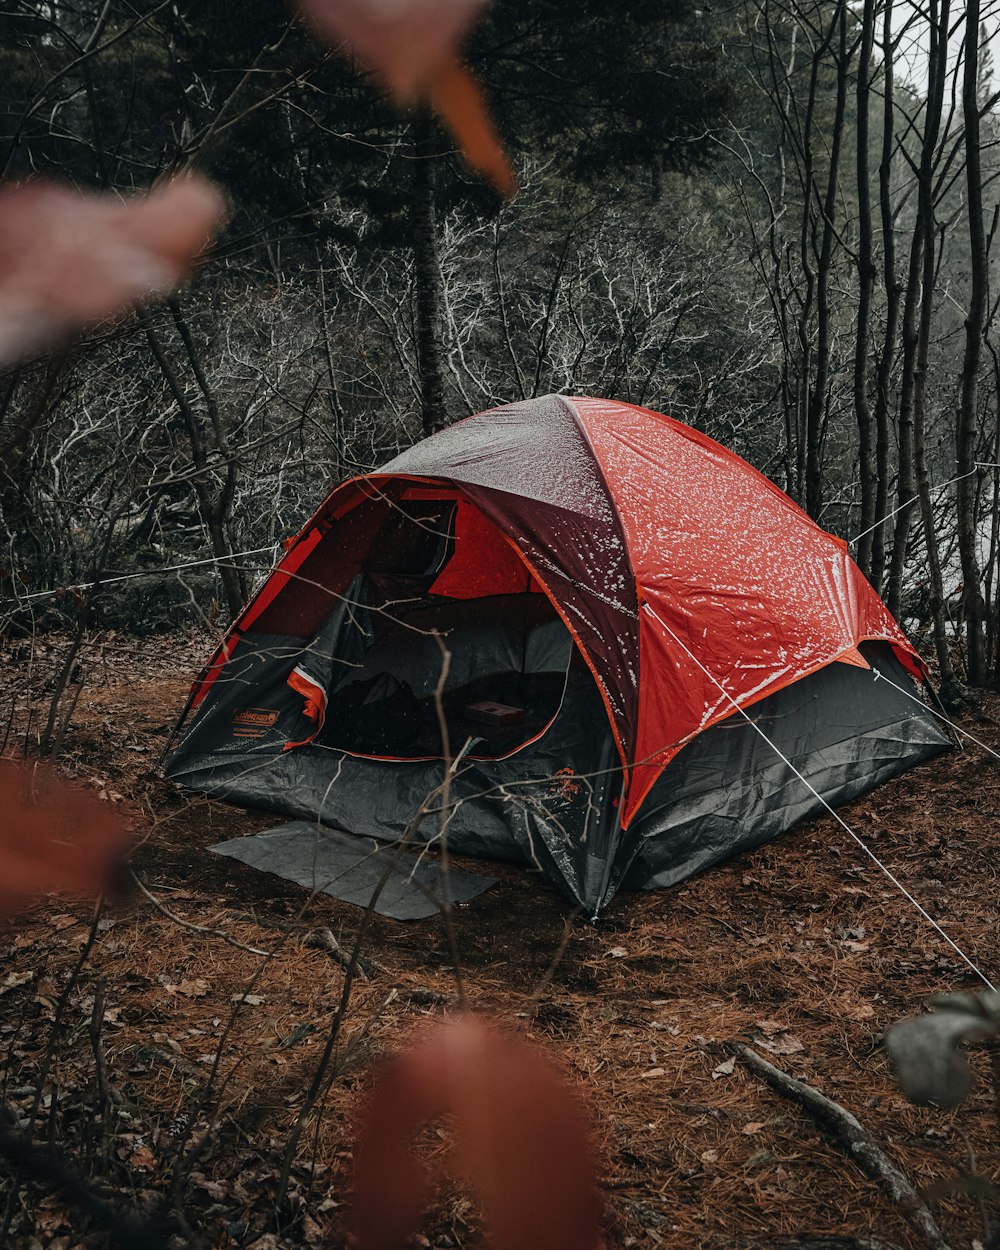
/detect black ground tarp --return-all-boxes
[210,821,498,920]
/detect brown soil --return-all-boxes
[2,630,999,1250]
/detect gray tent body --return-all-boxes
[167,591,949,914]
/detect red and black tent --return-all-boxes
[167,395,949,912]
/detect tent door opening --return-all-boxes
[310,489,576,761]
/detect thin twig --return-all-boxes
[275,787,445,1209]
[430,632,467,1008]
[524,907,582,1011]
[130,870,275,958]
[88,979,112,1123]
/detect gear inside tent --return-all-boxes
[166,395,951,914]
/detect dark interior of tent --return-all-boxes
[314,485,579,761]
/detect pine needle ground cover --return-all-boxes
[0,630,996,1250]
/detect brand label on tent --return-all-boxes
[231,707,280,739]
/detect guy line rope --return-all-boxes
[9,544,278,606]
[850,460,1000,545]
[644,600,997,993]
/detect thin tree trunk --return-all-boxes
[986,345,1000,680]
[853,0,877,575]
[914,222,955,687]
[318,265,344,482]
[778,24,799,499]
[794,29,821,513]
[888,0,949,627]
[908,0,956,691]
[167,301,247,606]
[805,0,849,521]
[871,0,898,594]
[412,110,447,437]
[957,0,989,684]
[143,319,245,621]
[886,231,921,621]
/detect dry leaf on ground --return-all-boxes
[757,1032,805,1056]
[0,970,33,995]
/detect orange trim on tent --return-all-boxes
[284,666,328,751]
[240,528,323,632]
[236,475,397,627]
[834,646,870,669]
[188,634,237,711]
[189,477,380,710]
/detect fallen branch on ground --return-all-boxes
[729,1043,952,1250]
[130,869,275,957]
[304,925,379,978]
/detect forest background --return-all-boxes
[3,0,999,709]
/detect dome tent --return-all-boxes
[166,395,950,914]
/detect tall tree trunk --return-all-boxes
[793,27,821,512]
[804,0,849,521]
[871,0,898,594]
[168,300,247,609]
[911,70,949,681]
[986,344,1000,680]
[853,0,877,575]
[777,22,799,499]
[143,318,245,621]
[318,265,344,482]
[957,0,989,684]
[913,214,954,687]
[887,0,949,627]
[886,228,921,621]
[412,110,447,437]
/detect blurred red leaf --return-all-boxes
[295,0,486,101]
[0,760,128,922]
[351,1015,602,1250]
[428,58,517,199]
[294,0,515,198]
[0,174,226,365]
